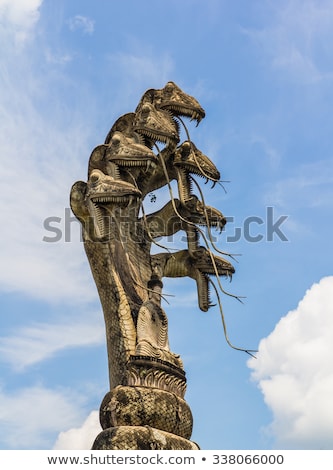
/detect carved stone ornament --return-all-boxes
[70,81,235,450]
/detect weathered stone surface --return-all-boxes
[100,385,193,439]
[92,426,199,450]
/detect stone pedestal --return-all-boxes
[92,425,199,450]
[92,356,199,450]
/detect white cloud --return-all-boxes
[0,317,104,371]
[248,276,333,449]
[68,15,95,35]
[0,385,86,449]
[0,0,43,44]
[53,410,101,450]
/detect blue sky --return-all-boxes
[0,0,333,450]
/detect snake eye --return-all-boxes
[110,133,121,149]
[89,170,103,185]
[140,104,150,119]
[164,82,173,96]
[181,141,191,158]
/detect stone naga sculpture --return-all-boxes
[70,82,237,450]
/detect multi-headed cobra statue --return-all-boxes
[70,82,243,450]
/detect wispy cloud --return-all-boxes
[0,8,100,303]
[44,48,72,65]
[109,52,173,83]
[68,15,95,35]
[242,0,333,83]
[0,107,97,302]
[105,50,174,110]
[0,385,87,449]
[264,158,333,210]
[250,135,281,170]
[0,316,104,371]
[248,276,333,449]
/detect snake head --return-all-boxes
[174,141,220,182]
[133,102,180,146]
[105,131,158,174]
[156,81,206,125]
[180,196,226,232]
[191,247,235,279]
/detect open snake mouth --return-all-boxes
[133,127,178,146]
[191,249,235,278]
[195,271,212,312]
[157,81,206,126]
[179,194,226,232]
[173,142,220,182]
[105,132,158,169]
[86,169,142,239]
[90,194,139,206]
[133,104,180,146]
[199,206,227,232]
[88,194,140,240]
[197,217,226,233]
[160,104,205,125]
[175,163,220,182]
[108,156,157,171]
